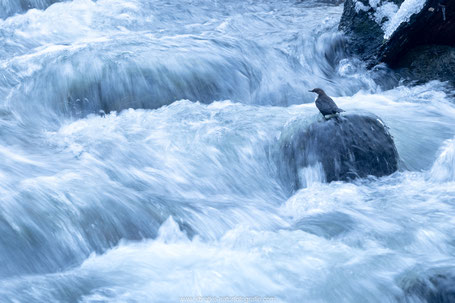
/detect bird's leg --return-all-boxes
[323,114,338,120]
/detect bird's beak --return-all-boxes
[308,90,313,92]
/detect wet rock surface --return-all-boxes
[339,0,396,63]
[402,270,455,303]
[397,45,455,84]
[280,113,399,190]
[339,0,455,83]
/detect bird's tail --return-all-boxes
[337,108,345,113]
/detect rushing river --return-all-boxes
[1,0,455,302]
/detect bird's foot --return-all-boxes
[323,113,338,120]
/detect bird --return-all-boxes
[309,88,344,119]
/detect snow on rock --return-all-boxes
[369,0,381,7]
[352,0,427,39]
[353,1,401,33]
[355,1,370,12]
[383,0,427,39]
[374,2,399,26]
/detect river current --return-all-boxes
[1,0,455,302]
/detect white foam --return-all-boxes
[298,162,326,188]
[157,216,190,243]
[430,138,455,182]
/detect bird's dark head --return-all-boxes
[309,88,325,95]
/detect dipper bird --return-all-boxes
[309,88,344,118]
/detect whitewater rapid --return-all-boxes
[1,0,455,302]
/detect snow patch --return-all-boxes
[374,2,399,25]
[352,0,427,39]
[383,0,427,39]
[369,0,381,8]
[355,1,370,12]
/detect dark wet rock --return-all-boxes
[402,270,455,303]
[397,45,455,84]
[339,0,396,64]
[339,0,455,83]
[378,0,455,67]
[279,113,398,190]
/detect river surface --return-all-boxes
[1,0,455,302]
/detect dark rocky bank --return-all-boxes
[339,0,455,84]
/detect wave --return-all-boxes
[430,137,455,182]
[0,0,65,19]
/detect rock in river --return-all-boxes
[279,112,399,190]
